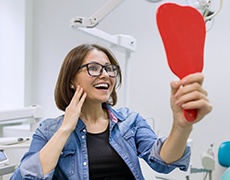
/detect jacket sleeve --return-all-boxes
[10,152,54,180]
[148,137,191,173]
[135,114,191,174]
[10,120,55,180]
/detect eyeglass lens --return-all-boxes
[87,63,118,77]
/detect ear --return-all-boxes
[70,84,75,89]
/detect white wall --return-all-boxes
[0,0,26,110]
[0,1,34,179]
[1,0,230,179]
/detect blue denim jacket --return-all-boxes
[10,104,190,180]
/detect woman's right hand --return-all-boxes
[61,85,87,133]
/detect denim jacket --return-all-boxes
[10,104,190,180]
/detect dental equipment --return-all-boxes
[218,141,230,168]
[70,0,136,52]
[0,105,43,178]
[0,105,43,122]
[0,149,12,180]
[186,0,223,21]
[0,105,43,133]
[70,0,123,28]
[70,0,161,29]
[0,148,16,179]
[0,150,8,166]
[0,137,30,146]
[185,143,215,180]
[70,0,223,31]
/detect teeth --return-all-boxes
[94,83,109,88]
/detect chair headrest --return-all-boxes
[218,141,230,167]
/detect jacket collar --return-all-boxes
[74,103,126,133]
[103,103,126,122]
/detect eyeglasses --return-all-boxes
[78,62,119,78]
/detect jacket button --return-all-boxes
[83,162,87,166]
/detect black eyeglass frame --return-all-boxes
[78,62,120,78]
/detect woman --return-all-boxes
[10,43,212,180]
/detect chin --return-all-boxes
[99,98,110,103]
[91,96,108,103]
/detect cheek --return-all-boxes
[73,74,90,88]
[74,80,89,89]
[111,78,116,88]
[73,77,95,94]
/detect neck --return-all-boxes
[80,102,107,124]
[80,102,109,133]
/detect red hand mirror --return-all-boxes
[156,3,206,122]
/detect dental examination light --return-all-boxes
[186,0,223,31]
[186,0,223,21]
[71,0,123,28]
[70,0,162,29]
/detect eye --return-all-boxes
[105,65,113,72]
[88,64,100,71]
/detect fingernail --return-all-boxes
[182,79,187,84]
[175,101,180,106]
[173,80,179,85]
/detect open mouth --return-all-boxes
[94,83,109,90]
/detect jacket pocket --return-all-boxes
[123,127,137,152]
[58,150,76,177]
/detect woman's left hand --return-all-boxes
[170,73,212,127]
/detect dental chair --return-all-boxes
[218,141,230,180]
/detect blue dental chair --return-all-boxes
[218,141,230,180]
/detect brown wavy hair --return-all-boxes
[54,44,122,111]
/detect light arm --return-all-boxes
[70,0,125,28]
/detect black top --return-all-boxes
[86,125,135,180]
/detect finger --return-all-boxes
[181,73,204,86]
[179,92,209,109]
[170,80,182,96]
[176,87,209,106]
[76,92,87,109]
[70,85,84,105]
[182,99,212,120]
[181,99,208,110]
[175,82,207,99]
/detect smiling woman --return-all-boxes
[10,43,212,180]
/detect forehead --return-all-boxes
[82,49,111,64]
